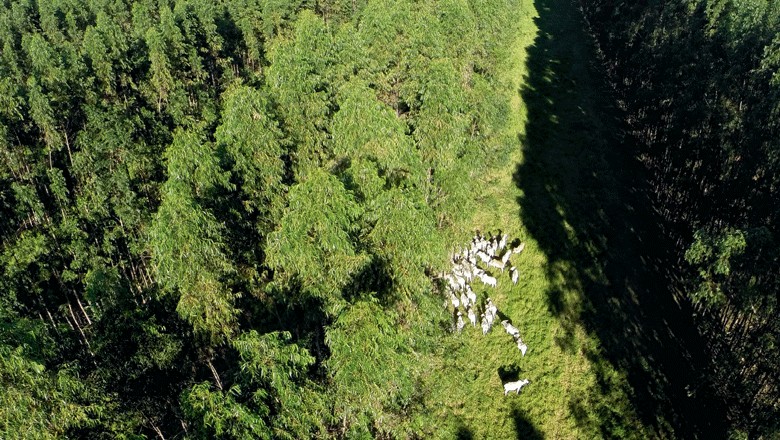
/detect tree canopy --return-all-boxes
[0,0,522,437]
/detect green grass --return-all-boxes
[421,1,614,437]
[419,0,719,437]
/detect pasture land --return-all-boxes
[424,0,725,437]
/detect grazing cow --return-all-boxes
[456,312,465,333]
[485,310,495,327]
[485,301,496,324]
[501,250,512,264]
[461,265,474,282]
[449,292,460,308]
[466,286,477,304]
[510,267,519,284]
[499,234,508,250]
[446,275,459,291]
[512,242,526,254]
[501,320,520,338]
[476,251,491,264]
[456,274,467,290]
[480,273,497,288]
[486,298,498,316]
[503,379,530,395]
[517,340,528,356]
[481,314,490,335]
[467,306,477,327]
[488,258,506,272]
[460,292,470,309]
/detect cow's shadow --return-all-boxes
[497,364,522,382]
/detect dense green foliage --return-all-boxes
[5,0,773,436]
[579,0,780,436]
[0,0,523,437]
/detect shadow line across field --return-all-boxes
[514,0,728,437]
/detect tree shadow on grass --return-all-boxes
[455,425,474,440]
[514,0,728,437]
[511,408,543,440]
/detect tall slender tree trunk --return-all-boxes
[207,359,223,390]
[76,295,92,326]
[68,301,95,357]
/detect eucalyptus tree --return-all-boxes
[266,11,335,178]
[215,84,287,233]
[0,337,101,438]
[331,79,423,198]
[325,300,427,437]
[149,128,238,343]
[410,59,476,228]
[181,329,330,440]
[266,168,368,315]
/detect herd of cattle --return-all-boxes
[439,231,531,396]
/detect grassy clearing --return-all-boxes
[424,1,600,438]
[422,0,672,437]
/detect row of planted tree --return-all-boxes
[0,0,522,437]
[578,0,780,436]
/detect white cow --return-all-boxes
[456,312,465,333]
[488,258,506,272]
[487,242,498,257]
[466,286,477,305]
[467,306,477,327]
[449,292,460,308]
[510,267,519,284]
[446,275,459,291]
[460,292,470,309]
[479,273,497,288]
[501,320,520,338]
[481,314,490,335]
[454,274,466,290]
[499,234,508,250]
[503,379,530,395]
[517,339,528,356]
[464,270,473,283]
[501,250,512,265]
[486,299,498,317]
[512,242,526,254]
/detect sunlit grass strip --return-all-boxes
[421,0,652,437]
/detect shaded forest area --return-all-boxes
[516,0,729,436]
[578,0,780,437]
[0,0,524,437]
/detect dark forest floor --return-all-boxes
[511,0,729,437]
